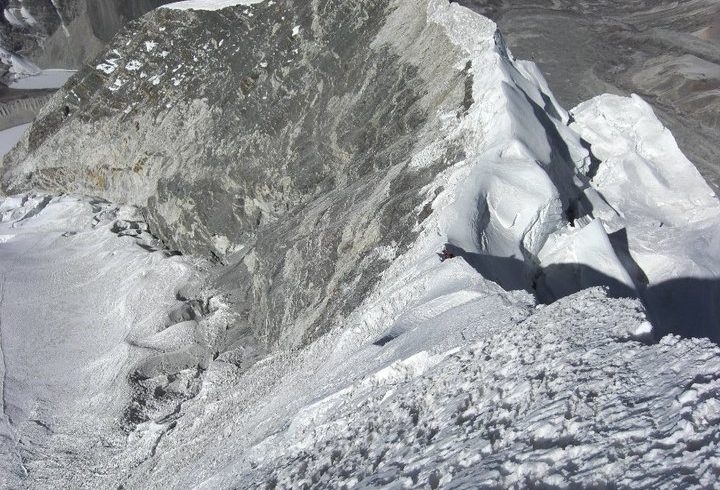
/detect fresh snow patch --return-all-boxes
[632,320,654,341]
[0,194,197,486]
[125,60,143,71]
[3,7,37,28]
[96,58,119,75]
[109,78,126,91]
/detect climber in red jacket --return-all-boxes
[440,247,455,262]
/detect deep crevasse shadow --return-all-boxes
[443,243,720,343]
[644,278,720,342]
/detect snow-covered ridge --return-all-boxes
[113,0,719,485]
[0,0,718,485]
[209,290,720,488]
[373,0,720,339]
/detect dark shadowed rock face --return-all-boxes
[2,0,473,347]
[459,0,720,191]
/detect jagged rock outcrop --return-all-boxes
[3,0,493,348]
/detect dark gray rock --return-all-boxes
[0,0,175,132]
[0,85,53,130]
[2,0,472,348]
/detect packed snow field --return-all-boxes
[0,0,719,488]
[0,194,201,488]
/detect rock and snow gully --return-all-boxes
[0,0,718,488]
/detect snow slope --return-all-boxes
[118,1,720,484]
[0,194,200,488]
[0,124,29,158]
[569,94,720,340]
[115,259,720,488]
[0,0,718,487]
[2,156,714,488]
[208,290,720,489]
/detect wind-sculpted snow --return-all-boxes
[569,94,720,341]
[0,195,718,488]
[112,272,720,488]
[223,290,720,489]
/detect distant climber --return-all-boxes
[439,247,455,262]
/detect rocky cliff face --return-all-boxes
[3,0,490,348]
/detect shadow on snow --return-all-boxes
[442,242,720,344]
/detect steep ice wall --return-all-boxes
[569,94,720,340]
